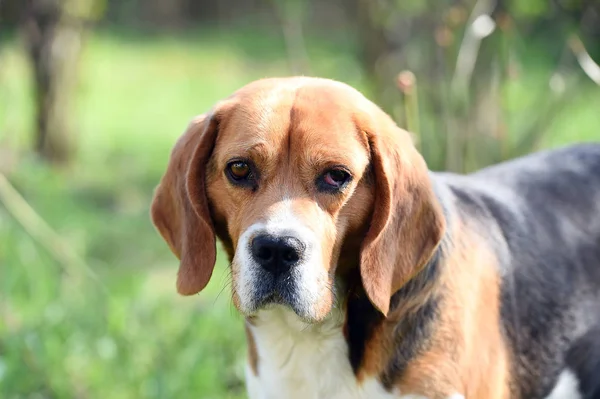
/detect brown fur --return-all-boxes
[354,220,510,398]
[400,229,509,397]
[245,322,259,376]
[150,77,511,397]
[354,110,446,315]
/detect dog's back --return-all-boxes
[437,143,600,398]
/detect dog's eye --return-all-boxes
[318,168,352,192]
[227,161,251,181]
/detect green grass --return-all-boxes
[0,27,363,399]
[0,26,598,399]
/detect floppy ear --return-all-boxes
[150,106,227,296]
[358,113,446,316]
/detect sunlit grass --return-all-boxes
[0,25,598,399]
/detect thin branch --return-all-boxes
[271,0,311,75]
[451,0,497,93]
[569,35,600,85]
[396,71,420,146]
[0,172,103,288]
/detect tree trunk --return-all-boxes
[23,0,86,165]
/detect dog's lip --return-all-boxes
[252,288,298,316]
[253,273,294,304]
[263,292,280,302]
[258,291,285,306]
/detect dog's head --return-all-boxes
[151,77,445,322]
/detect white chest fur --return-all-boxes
[244,306,426,399]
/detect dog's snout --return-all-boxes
[251,235,304,274]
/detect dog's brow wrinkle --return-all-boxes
[287,89,300,164]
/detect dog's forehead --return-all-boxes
[217,80,371,166]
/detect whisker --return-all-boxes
[214,273,233,305]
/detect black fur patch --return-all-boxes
[443,143,600,398]
[345,288,385,374]
[565,325,600,399]
[380,294,440,389]
[344,251,442,386]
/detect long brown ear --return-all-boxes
[150,107,226,295]
[358,112,446,316]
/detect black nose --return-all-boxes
[251,235,304,275]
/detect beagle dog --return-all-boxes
[150,77,600,399]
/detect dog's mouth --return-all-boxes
[237,273,336,324]
[249,274,307,316]
[256,278,295,306]
[259,292,285,306]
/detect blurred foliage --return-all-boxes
[0,0,599,398]
[353,0,599,172]
[0,27,362,398]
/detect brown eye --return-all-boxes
[227,161,251,181]
[318,167,352,192]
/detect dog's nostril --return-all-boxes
[256,247,273,261]
[282,248,299,263]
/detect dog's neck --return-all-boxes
[245,304,368,399]
[245,248,447,399]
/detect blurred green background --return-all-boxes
[0,0,598,398]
